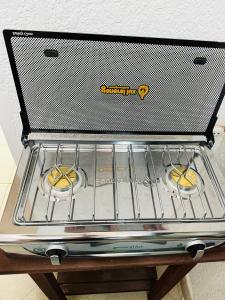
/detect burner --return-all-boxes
[40,165,83,201]
[47,165,77,191]
[165,164,203,196]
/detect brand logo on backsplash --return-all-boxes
[12,31,33,37]
[100,84,149,100]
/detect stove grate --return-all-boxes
[14,143,225,225]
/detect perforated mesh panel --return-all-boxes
[10,35,225,134]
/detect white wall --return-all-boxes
[0,0,225,162]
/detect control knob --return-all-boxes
[186,240,206,260]
[45,245,67,265]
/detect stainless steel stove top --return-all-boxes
[14,141,225,226]
[0,135,225,262]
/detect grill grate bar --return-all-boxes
[67,144,78,221]
[166,145,187,218]
[128,145,140,219]
[144,150,157,218]
[192,157,213,218]
[112,145,119,219]
[189,196,196,218]
[127,145,136,219]
[148,145,164,218]
[92,145,97,221]
[49,201,56,222]
[183,145,207,219]
[45,187,52,222]
[45,145,60,221]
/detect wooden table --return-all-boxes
[0,247,225,300]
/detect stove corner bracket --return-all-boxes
[206,116,218,148]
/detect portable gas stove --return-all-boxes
[1,29,225,264]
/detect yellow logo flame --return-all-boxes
[137,85,149,100]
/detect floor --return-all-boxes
[0,126,184,299]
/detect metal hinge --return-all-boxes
[21,132,34,148]
[206,129,215,149]
[206,116,217,149]
[21,132,29,148]
[206,137,214,149]
[20,111,30,148]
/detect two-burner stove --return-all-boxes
[1,29,225,264]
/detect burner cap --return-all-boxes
[169,165,198,190]
[47,165,77,191]
[40,165,83,201]
[165,164,202,196]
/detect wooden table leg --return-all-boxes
[29,273,66,300]
[149,263,196,300]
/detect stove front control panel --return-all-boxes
[23,239,221,264]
